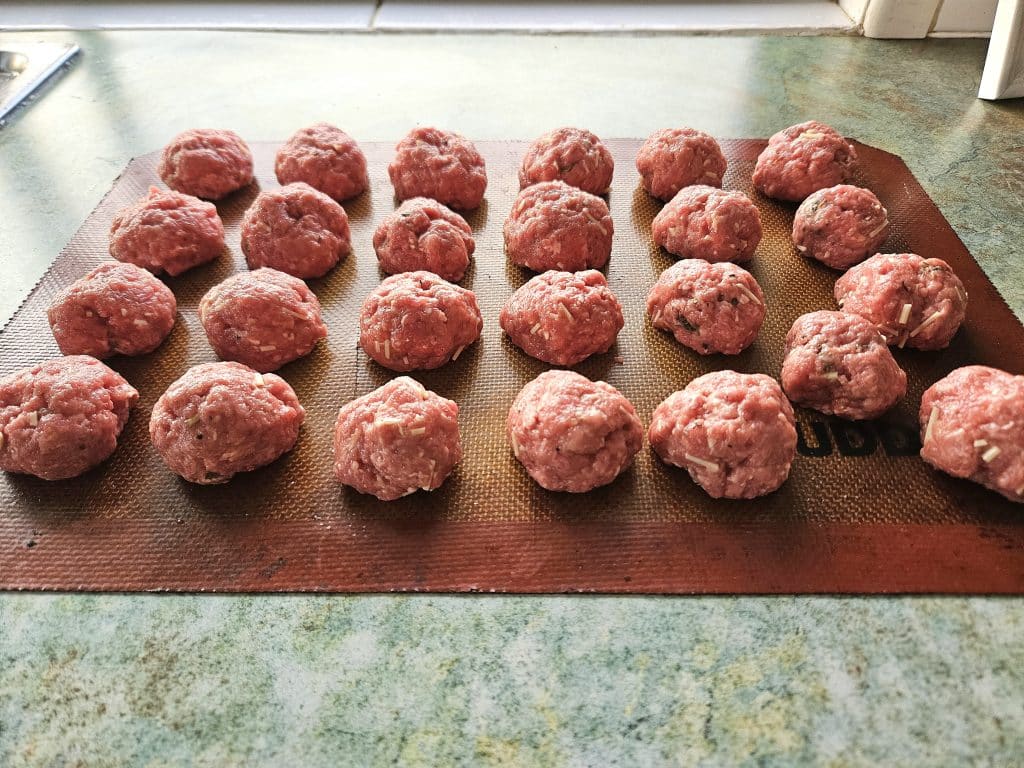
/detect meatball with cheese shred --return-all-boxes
[275,122,368,202]
[792,184,889,270]
[636,127,727,201]
[652,186,762,263]
[388,127,487,210]
[519,127,614,195]
[158,128,253,200]
[373,197,475,282]
[753,121,856,202]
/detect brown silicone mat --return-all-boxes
[2,139,1023,594]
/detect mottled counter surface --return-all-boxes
[1,31,1022,766]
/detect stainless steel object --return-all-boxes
[0,41,79,122]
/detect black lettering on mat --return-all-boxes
[795,419,922,458]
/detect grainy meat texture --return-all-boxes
[48,262,177,359]
[500,270,624,366]
[781,310,906,421]
[503,181,613,272]
[792,184,890,270]
[646,259,766,355]
[333,376,461,501]
[507,370,643,493]
[519,127,614,195]
[359,271,483,372]
[649,371,797,499]
[0,355,138,480]
[275,122,369,202]
[752,121,857,202]
[834,253,967,351]
[652,186,762,263]
[636,128,728,201]
[109,186,225,277]
[198,268,327,373]
[240,182,351,279]
[373,197,474,282]
[388,127,487,210]
[149,361,304,484]
[920,366,1024,504]
[157,128,254,200]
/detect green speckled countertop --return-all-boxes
[1,31,1022,766]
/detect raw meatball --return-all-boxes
[652,186,762,263]
[781,310,906,421]
[920,366,1024,503]
[240,182,351,279]
[636,128,727,201]
[503,181,613,272]
[388,127,487,210]
[507,370,643,493]
[647,259,766,355]
[500,270,623,366]
[752,121,857,202]
[199,268,327,373]
[149,361,304,484]
[834,253,967,351]
[649,371,797,499]
[0,355,138,480]
[373,197,474,282]
[519,127,614,195]
[359,271,482,372]
[109,186,225,277]
[157,128,254,200]
[275,122,369,202]
[48,263,177,358]
[333,376,461,501]
[793,184,889,270]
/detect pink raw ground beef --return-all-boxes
[652,186,762,263]
[647,259,766,355]
[240,182,351,279]
[649,371,797,499]
[359,271,482,372]
[149,361,304,484]
[157,128,254,200]
[920,366,1024,503]
[373,197,474,282]
[504,181,613,272]
[792,184,889,270]
[500,270,624,366]
[507,370,643,493]
[752,121,857,202]
[834,253,967,351]
[333,376,461,501]
[109,186,225,277]
[781,310,906,421]
[275,122,369,202]
[519,127,614,195]
[0,355,138,480]
[199,268,327,373]
[388,127,487,210]
[636,128,727,201]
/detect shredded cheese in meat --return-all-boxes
[684,453,720,472]
[867,220,889,239]
[558,303,574,323]
[924,407,939,444]
[26,411,38,427]
[530,322,542,335]
[734,283,762,306]
[451,345,465,361]
[409,427,426,436]
[908,310,945,339]
[253,373,266,387]
[981,445,1002,463]
[898,303,912,326]
[973,439,989,448]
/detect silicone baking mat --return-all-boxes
[2,139,1022,594]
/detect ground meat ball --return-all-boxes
[834,253,967,351]
[333,377,461,501]
[109,187,225,277]
[781,310,906,421]
[0,356,138,480]
[157,128,254,200]
[149,361,304,484]
[752,121,857,202]
[649,371,797,499]
[920,366,1024,503]
[359,271,483,372]
[500,270,624,366]
[373,197,474,282]
[652,186,762,263]
[240,182,351,279]
[388,127,487,210]
[507,370,643,493]
[503,181,613,272]
[198,268,327,373]
[647,259,766,355]
[275,122,369,202]
[519,127,614,195]
[636,128,728,201]
[793,184,889,270]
